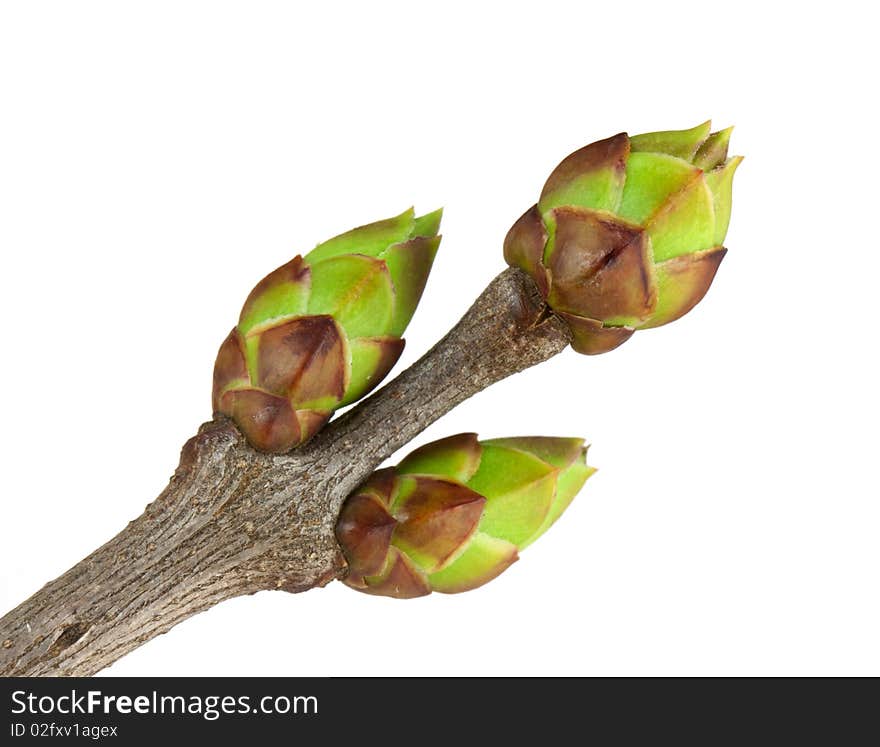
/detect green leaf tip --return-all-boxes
[694,126,734,170]
[630,120,712,161]
[413,207,443,238]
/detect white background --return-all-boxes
[1,1,877,676]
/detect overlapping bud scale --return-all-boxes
[504,121,741,354]
[336,434,595,598]
[213,208,442,452]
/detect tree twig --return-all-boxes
[0,267,570,676]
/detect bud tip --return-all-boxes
[413,207,444,238]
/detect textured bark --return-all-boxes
[0,268,570,676]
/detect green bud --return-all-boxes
[336,433,595,598]
[504,122,741,354]
[213,208,442,452]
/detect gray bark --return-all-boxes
[0,267,570,676]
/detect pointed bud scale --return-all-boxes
[306,255,395,338]
[428,532,518,594]
[539,133,629,214]
[217,388,311,455]
[486,437,598,548]
[465,443,559,548]
[545,207,655,325]
[212,329,248,411]
[361,548,433,599]
[693,127,733,171]
[412,208,444,238]
[482,435,584,470]
[705,155,742,245]
[383,235,442,337]
[342,336,405,407]
[503,205,550,297]
[640,248,727,329]
[617,153,700,226]
[255,315,347,408]
[629,121,712,161]
[335,491,397,579]
[505,121,740,354]
[553,312,634,355]
[237,256,311,338]
[397,432,483,483]
[304,208,417,263]
[212,209,442,452]
[391,477,486,572]
[336,433,595,598]
[643,173,715,262]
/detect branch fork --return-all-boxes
[0,268,569,676]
